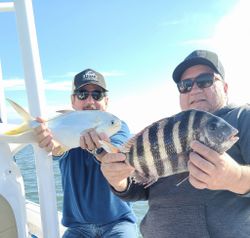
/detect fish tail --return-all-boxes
[4,123,30,135]
[6,98,34,121]
[4,98,34,135]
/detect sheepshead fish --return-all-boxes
[100,109,239,187]
[0,99,121,152]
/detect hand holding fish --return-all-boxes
[34,117,63,156]
[188,140,250,194]
[80,129,109,161]
[101,153,135,192]
[80,128,109,151]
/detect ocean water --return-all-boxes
[14,145,148,237]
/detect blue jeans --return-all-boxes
[62,220,138,238]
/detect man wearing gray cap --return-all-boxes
[101,50,250,238]
[35,68,137,238]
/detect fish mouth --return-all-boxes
[229,135,239,144]
[228,128,239,143]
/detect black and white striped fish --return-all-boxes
[101,109,239,187]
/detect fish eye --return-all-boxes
[111,120,115,125]
[208,121,218,131]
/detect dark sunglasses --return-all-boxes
[177,73,219,94]
[74,90,106,101]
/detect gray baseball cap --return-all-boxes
[72,68,108,92]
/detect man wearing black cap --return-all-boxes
[100,50,250,238]
[35,69,137,238]
[173,50,228,113]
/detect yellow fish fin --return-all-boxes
[4,123,31,135]
[60,144,70,153]
[53,145,69,156]
[98,140,120,153]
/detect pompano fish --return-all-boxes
[100,109,239,187]
[0,99,122,152]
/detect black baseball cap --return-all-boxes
[72,68,108,92]
[172,50,225,83]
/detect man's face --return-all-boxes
[179,64,228,112]
[71,84,108,111]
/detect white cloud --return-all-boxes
[3,78,72,91]
[5,2,249,130]
[3,78,25,90]
[3,69,125,92]
[108,80,180,133]
[209,0,250,104]
[109,0,250,133]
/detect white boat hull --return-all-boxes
[0,143,28,238]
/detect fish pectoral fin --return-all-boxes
[56,109,74,114]
[176,176,189,187]
[132,171,158,188]
[98,140,120,153]
[4,122,31,135]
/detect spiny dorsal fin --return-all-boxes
[119,135,138,153]
[100,119,164,154]
[121,118,168,153]
[120,125,150,153]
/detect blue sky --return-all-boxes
[0,0,249,132]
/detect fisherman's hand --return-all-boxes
[80,128,109,160]
[188,140,247,193]
[101,153,135,192]
[35,117,62,155]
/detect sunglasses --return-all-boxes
[177,73,220,94]
[74,90,106,101]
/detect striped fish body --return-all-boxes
[122,109,238,187]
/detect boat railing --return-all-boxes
[0,1,62,237]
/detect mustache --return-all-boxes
[83,104,97,110]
